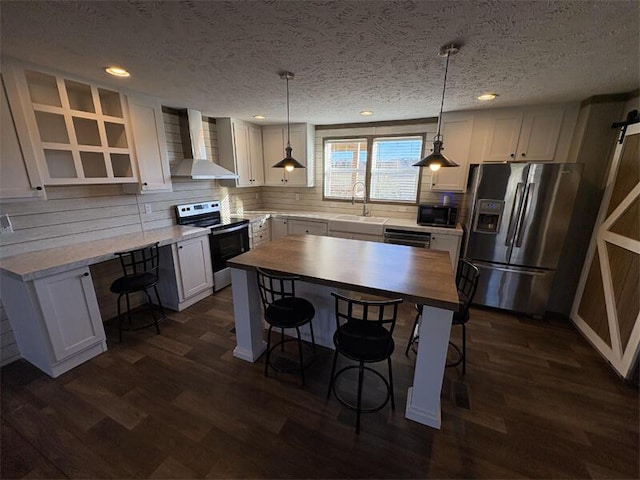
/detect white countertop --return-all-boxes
[232,210,464,236]
[0,226,210,281]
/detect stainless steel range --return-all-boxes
[175,201,249,291]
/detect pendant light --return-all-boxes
[272,71,305,171]
[414,43,460,171]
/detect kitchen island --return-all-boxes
[227,234,459,429]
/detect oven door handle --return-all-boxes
[210,224,248,235]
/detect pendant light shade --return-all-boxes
[272,71,305,171]
[414,43,460,171]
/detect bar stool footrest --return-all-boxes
[265,338,316,374]
[331,365,391,413]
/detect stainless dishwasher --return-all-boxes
[383,228,431,248]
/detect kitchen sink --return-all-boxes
[329,215,388,235]
[333,214,387,224]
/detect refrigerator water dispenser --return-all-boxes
[473,199,504,233]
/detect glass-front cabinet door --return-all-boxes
[3,63,138,185]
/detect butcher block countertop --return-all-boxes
[228,234,459,311]
[0,226,209,281]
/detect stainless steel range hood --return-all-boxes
[170,109,238,180]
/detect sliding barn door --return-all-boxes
[571,123,640,379]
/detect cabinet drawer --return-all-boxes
[251,233,270,248]
[250,220,270,234]
[288,219,328,236]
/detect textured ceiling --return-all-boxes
[1,0,638,125]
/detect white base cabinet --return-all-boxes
[249,217,271,248]
[0,267,106,378]
[287,219,328,236]
[329,231,383,242]
[271,217,289,240]
[157,235,214,311]
[429,232,461,270]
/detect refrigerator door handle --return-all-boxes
[515,183,535,247]
[505,182,525,246]
[473,261,550,276]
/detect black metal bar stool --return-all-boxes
[405,259,479,375]
[256,267,316,385]
[327,292,402,434]
[110,242,165,342]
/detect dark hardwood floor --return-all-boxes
[2,286,638,479]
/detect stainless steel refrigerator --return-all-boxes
[463,163,582,316]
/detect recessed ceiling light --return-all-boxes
[253,115,266,120]
[478,93,498,101]
[360,110,374,116]
[105,66,130,78]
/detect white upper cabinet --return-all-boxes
[1,73,46,200]
[122,94,172,193]
[430,113,474,192]
[480,106,565,163]
[3,62,139,185]
[216,117,264,187]
[262,123,315,187]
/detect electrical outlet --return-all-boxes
[399,206,407,212]
[255,193,259,200]
[0,214,13,234]
[295,193,300,201]
[144,204,152,214]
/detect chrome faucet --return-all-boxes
[351,181,370,216]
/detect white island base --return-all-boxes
[230,266,453,429]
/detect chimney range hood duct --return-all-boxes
[170,109,238,180]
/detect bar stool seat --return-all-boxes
[265,297,315,329]
[110,272,158,293]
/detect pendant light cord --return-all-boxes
[286,76,291,148]
[435,50,451,139]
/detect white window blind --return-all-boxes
[324,136,422,202]
[324,139,367,199]
[370,136,422,202]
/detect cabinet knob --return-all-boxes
[521,153,526,157]
[83,272,89,277]
[143,182,148,186]
[36,186,43,191]
[305,230,309,233]
[510,153,515,158]
[178,245,183,249]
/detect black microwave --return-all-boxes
[417,204,458,227]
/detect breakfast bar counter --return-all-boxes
[228,234,459,429]
[0,225,209,281]
[0,226,211,378]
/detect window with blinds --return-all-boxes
[323,139,367,199]
[323,136,422,202]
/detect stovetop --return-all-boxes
[174,200,248,231]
